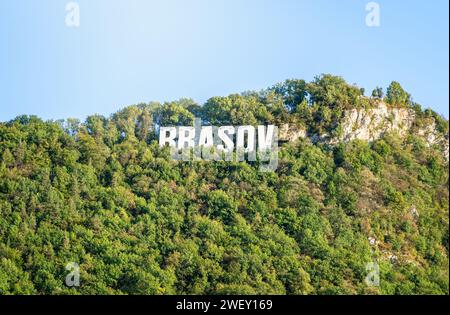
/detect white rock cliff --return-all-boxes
[280,101,449,161]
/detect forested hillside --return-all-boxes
[0,75,448,295]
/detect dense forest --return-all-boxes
[0,75,448,295]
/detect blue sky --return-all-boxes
[0,0,448,121]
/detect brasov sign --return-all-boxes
[159,119,278,171]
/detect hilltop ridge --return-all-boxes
[0,75,448,295]
[280,100,449,161]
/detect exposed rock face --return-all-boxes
[338,102,415,143]
[443,138,449,161]
[280,101,449,161]
[416,121,449,160]
[279,123,307,142]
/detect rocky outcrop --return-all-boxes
[280,101,449,161]
[416,121,449,160]
[337,102,415,143]
[279,123,307,142]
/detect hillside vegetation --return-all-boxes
[0,75,448,295]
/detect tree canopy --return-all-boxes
[0,75,448,295]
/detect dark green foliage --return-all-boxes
[386,81,411,107]
[0,76,448,295]
[372,87,384,99]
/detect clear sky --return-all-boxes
[0,0,448,121]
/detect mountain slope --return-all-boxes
[0,75,448,295]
